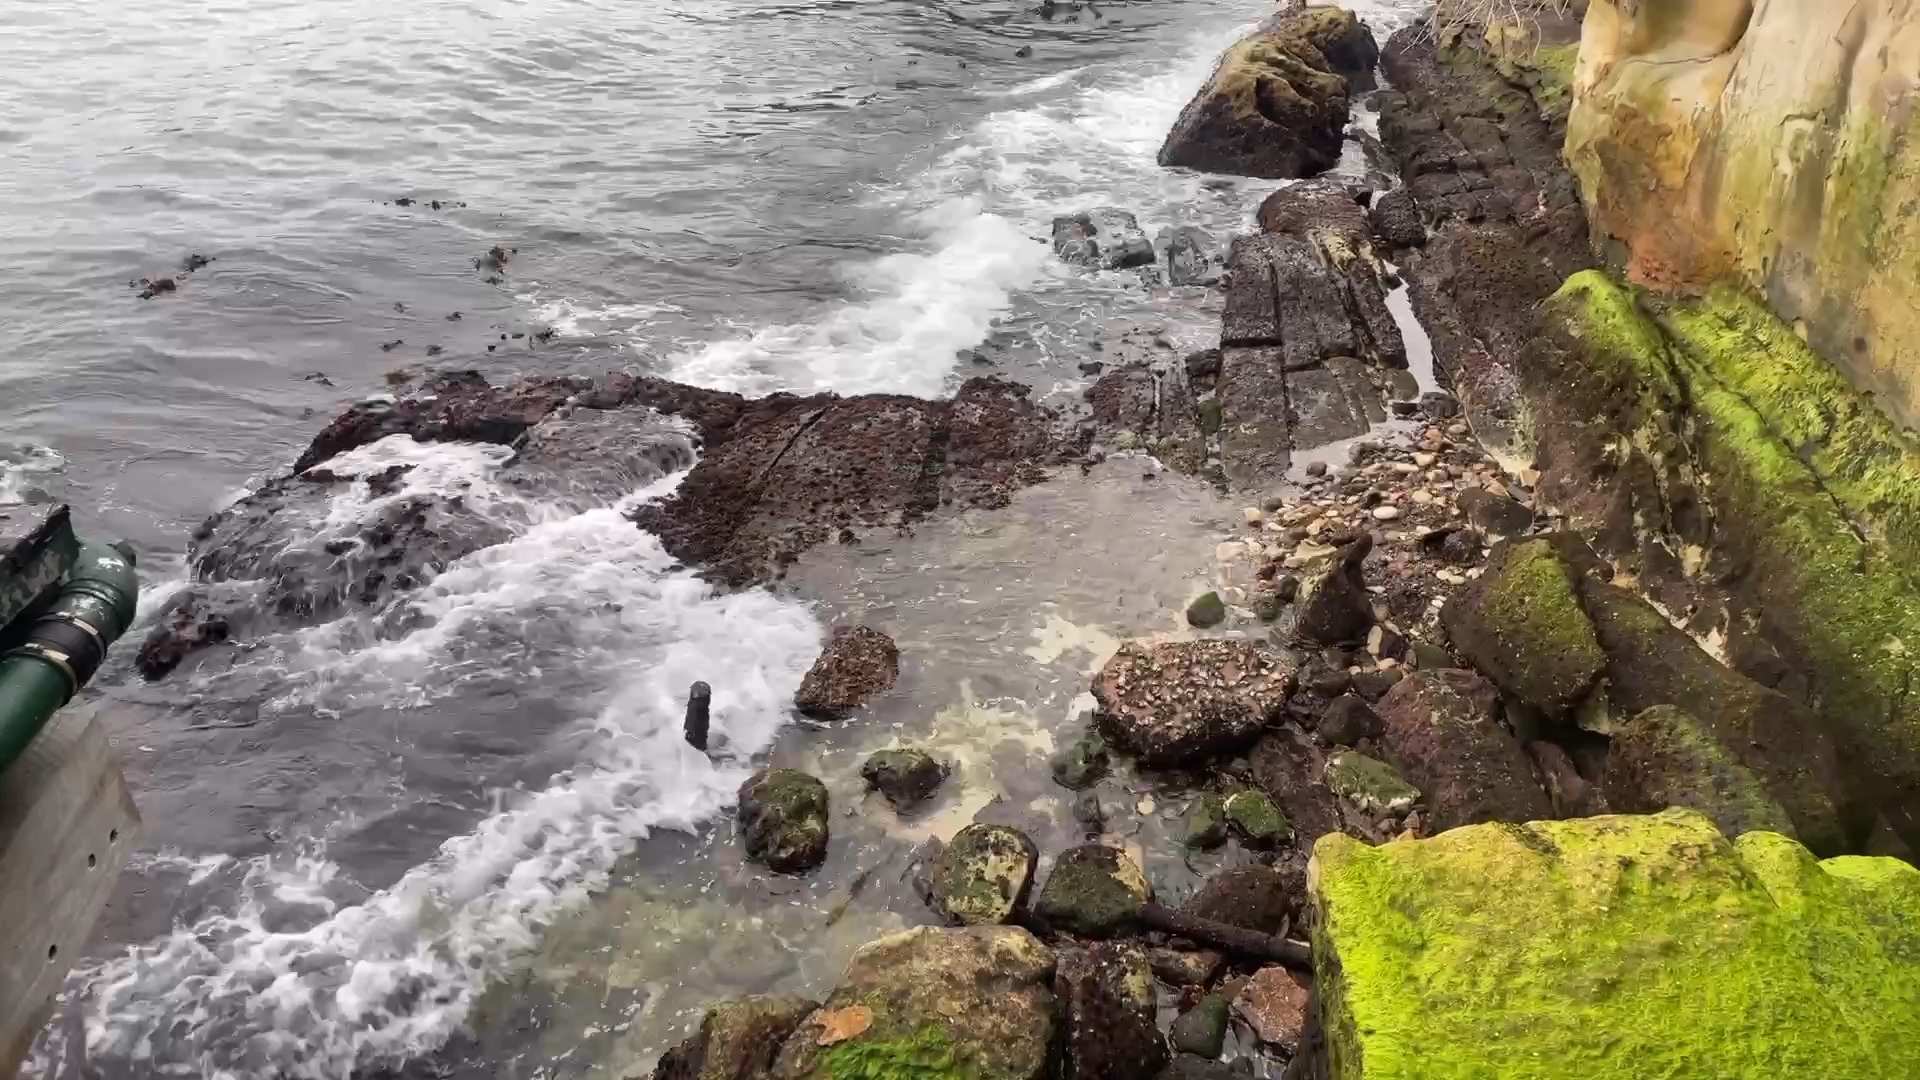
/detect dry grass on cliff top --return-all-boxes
[1423,0,1577,41]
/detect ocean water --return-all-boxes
[0,0,1424,1074]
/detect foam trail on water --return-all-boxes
[42,443,822,1078]
[667,197,1049,398]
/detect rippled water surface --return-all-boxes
[3,0,1424,1075]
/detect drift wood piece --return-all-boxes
[1138,902,1312,970]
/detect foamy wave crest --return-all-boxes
[667,197,1048,398]
[0,443,64,506]
[43,442,822,1078]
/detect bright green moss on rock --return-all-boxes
[1440,539,1604,718]
[1309,809,1920,1079]
[812,1023,971,1080]
[1225,788,1292,846]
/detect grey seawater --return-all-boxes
[2,0,1426,1075]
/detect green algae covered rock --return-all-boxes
[738,768,830,873]
[928,823,1038,926]
[1309,808,1920,1079]
[1224,788,1291,846]
[1184,792,1230,850]
[1323,752,1418,816]
[1035,844,1151,937]
[771,925,1056,1080]
[1605,704,1795,841]
[1440,538,1603,719]
[1052,732,1110,790]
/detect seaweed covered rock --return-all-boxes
[1157,7,1375,179]
[1309,808,1920,1079]
[1374,669,1551,830]
[737,768,830,873]
[1224,788,1291,846]
[1051,732,1111,789]
[1440,538,1604,719]
[794,625,899,719]
[653,994,818,1080]
[1054,209,1157,271]
[770,926,1057,1080]
[929,824,1039,926]
[1323,751,1418,817]
[1057,942,1167,1080]
[1184,792,1230,850]
[1091,640,1295,765]
[1035,845,1151,937]
[860,748,947,807]
[1604,705,1795,841]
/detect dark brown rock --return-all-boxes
[1374,668,1552,830]
[1602,704,1796,841]
[1317,693,1381,746]
[1158,9,1375,179]
[652,994,816,1080]
[1456,487,1535,536]
[860,748,947,807]
[1369,186,1425,248]
[1091,640,1296,765]
[1182,863,1304,936]
[1250,731,1344,845]
[1057,943,1167,1080]
[1528,740,1601,819]
[1295,535,1375,644]
[795,626,899,719]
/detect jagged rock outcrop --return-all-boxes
[1158,7,1378,179]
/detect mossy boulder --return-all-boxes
[1057,942,1167,1080]
[1224,788,1291,846]
[1157,8,1372,179]
[1091,639,1295,766]
[1309,808,1920,1079]
[1578,578,1848,855]
[770,925,1057,1080]
[1374,669,1552,830]
[1184,590,1227,628]
[860,748,948,808]
[653,993,818,1080]
[1051,731,1110,790]
[1183,792,1230,850]
[1035,844,1151,937]
[738,768,830,873]
[1323,751,1418,817]
[1440,538,1604,719]
[928,824,1038,926]
[1605,704,1795,841]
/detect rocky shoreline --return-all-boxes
[132,3,1920,1078]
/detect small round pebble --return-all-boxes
[1371,505,1402,521]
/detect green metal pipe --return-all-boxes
[0,541,139,776]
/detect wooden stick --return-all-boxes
[1137,902,1313,970]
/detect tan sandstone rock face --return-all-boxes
[1567,0,1920,425]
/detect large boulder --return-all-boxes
[1091,640,1295,765]
[1310,809,1920,1079]
[1054,209,1156,270]
[653,994,818,1080]
[1057,942,1168,1080]
[1374,669,1552,830]
[1158,7,1377,179]
[794,625,899,719]
[737,768,830,873]
[1578,579,1850,855]
[928,824,1039,926]
[770,926,1057,1080]
[1440,538,1604,719]
[1604,705,1796,841]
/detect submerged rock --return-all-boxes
[1183,791,1229,850]
[794,625,899,719]
[1052,731,1111,790]
[1159,225,1225,285]
[1057,942,1167,1080]
[1605,704,1796,841]
[770,925,1056,1080]
[652,994,817,1080]
[737,768,829,873]
[1440,538,1604,720]
[1054,209,1157,270]
[1311,809,1920,1078]
[1374,669,1552,830]
[929,823,1039,926]
[1158,7,1377,179]
[1035,844,1151,937]
[1091,639,1296,765]
[860,748,948,807]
